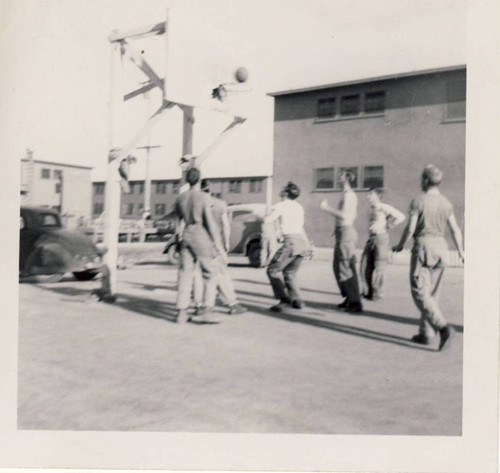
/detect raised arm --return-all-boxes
[319,199,343,218]
[447,213,465,262]
[384,204,406,229]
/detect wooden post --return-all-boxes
[102,38,123,298]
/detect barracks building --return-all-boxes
[269,66,466,247]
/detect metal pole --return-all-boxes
[103,38,123,297]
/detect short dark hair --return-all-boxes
[341,169,356,185]
[422,164,443,186]
[200,178,210,193]
[282,181,300,200]
[185,167,201,186]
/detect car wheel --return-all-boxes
[247,241,262,267]
[166,244,180,265]
[73,269,100,281]
[23,249,65,283]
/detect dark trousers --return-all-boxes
[333,227,361,304]
[267,236,305,303]
[360,233,390,299]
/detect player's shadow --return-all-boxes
[234,278,342,297]
[238,300,438,351]
[128,281,178,291]
[35,284,179,323]
[236,286,463,334]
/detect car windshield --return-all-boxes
[38,213,61,227]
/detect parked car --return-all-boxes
[163,203,267,267]
[20,206,103,283]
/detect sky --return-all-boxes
[0,0,466,177]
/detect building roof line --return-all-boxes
[268,65,467,97]
[21,158,92,170]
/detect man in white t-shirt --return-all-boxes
[360,188,405,301]
[264,182,311,312]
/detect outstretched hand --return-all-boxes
[319,199,329,211]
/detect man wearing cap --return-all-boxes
[174,166,226,324]
[200,179,247,315]
[265,181,311,311]
[393,164,464,351]
[360,188,405,301]
[320,169,363,313]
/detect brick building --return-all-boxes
[91,175,268,220]
[269,66,466,247]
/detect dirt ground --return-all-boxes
[17,248,463,435]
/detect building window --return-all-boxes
[138,182,144,194]
[229,179,242,193]
[173,182,180,194]
[55,182,62,194]
[94,183,105,195]
[41,168,51,179]
[362,166,384,189]
[365,91,386,114]
[249,179,263,193]
[155,203,166,215]
[317,97,336,118]
[339,166,359,188]
[445,79,466,120]
[138,203,144,213]
[155,181,167,194]
[126,204,134,215]
[340,94,361,116]
[314,167,335,190]
[53,170,63,180]
[93,203,104,215]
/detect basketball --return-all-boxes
[235,66,249,83]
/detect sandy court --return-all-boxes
[18,253,463,435]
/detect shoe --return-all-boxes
[193,305,205,316]
[270,300,290,312]
[176,310,190,324]
[411,333,430,345]
[337,298,349,309]
[229,303,247,315]
[190,311,222,324]
[291,299,305,309]
[438,325,454,351]
[345,302,363,313]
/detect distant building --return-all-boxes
[91,175,268,220]
[21,150,92,227]
[269,66,466,247]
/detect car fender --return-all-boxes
[27,240,71,274]
[243,232,262,255]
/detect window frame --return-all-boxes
[41,168,51,179]
[444,78,466,122]
[313,167,336,191]
[315,90,386,122]
[229,179,242,194]
[361,165,385,190]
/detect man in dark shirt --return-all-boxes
[393,164,464,350]
[174,167,226,323]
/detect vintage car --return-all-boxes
[20,206,103,283]
[163,203,267,267]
